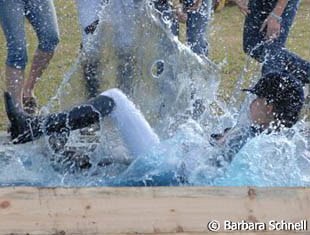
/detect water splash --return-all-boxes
[0,0,309,187]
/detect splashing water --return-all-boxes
[0,0,309,187]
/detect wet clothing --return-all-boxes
[100,89,160,157]
[101,89,255,165]
[6,89,255,185]
[185,0,210,56]
[153,0,179,36]
[244,0,310,84]
[101,90,258,186]
[109,124,256,186]
[4,90,114,144]
[0,0,59,69]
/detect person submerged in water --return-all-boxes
[4,71,305,185]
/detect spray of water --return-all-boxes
[0,0,309,187]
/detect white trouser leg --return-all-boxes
[101,89,160,157]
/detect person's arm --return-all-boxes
[175,0,202,23]
[272,0,288,16]
[260,0,288,39]
[175,4,188,23]
[232,0,250,15]
[210,126,254,163]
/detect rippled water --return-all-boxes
[0,0,309,187]
[0,119,309,187]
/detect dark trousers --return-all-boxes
[243,0,310,84]
[154,0,210,56]
[186,0,210,56]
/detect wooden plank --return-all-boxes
[0,187,309,235]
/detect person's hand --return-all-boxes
[175,0,202,23]
[232,0,250,15]
[260,15,281,40]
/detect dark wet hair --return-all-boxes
[244,72,305,128]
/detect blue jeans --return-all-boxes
[0,0,59,69]
[243,0,310,84]
[154,0,210,56]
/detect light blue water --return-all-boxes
[0,118,309,187]
[0,0,309,187]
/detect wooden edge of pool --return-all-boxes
[0,187,309,235]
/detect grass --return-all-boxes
[0,0,309,129]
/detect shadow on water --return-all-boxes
[0,0,309,187]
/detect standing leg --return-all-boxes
[82,61,101,99]
[0,0,27,108]
[243,0,272,61]
[23,0,60,113]
[23,49,55,113]
[115,50,136,96]
[5,67,25,108]
[153,0,179,36]
[186,0,210,56]
[76,0,104,98]
[108,0,137,96]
